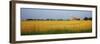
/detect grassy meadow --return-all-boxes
[21,20,92,35]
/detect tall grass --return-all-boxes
[21,20,92,35]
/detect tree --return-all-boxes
[26,19,33,21]
[84,17,88,20]
[88,17,92,20]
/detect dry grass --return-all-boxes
[21,20,92,35]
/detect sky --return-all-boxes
[21,8,92,20]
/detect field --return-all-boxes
[21,20,92,35]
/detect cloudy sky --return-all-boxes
[21,8,92,20]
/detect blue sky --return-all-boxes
[21,8,92,20]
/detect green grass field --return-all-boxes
[21,20,92,35]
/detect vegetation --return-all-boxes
[84,17,92,20]
[24,17,92,21]
[21,20,92,35]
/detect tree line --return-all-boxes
[24,17,92,21]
